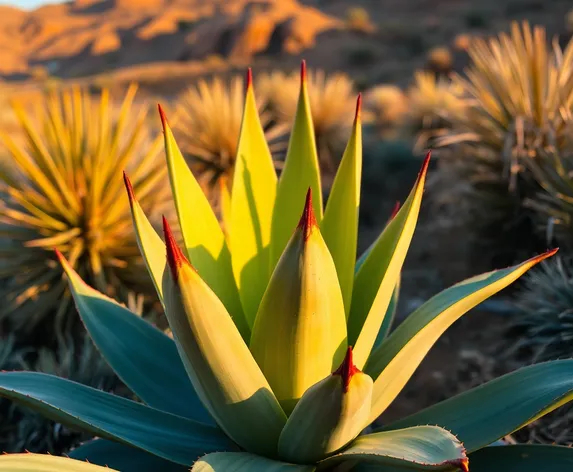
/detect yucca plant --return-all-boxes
[1,65,573,472]
[0,84,172,336]
[172,75,286,206]
[428,22,572,268]
[257,66,356,176]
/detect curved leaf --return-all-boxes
[68,439,188,472]
[321,95,362,315]
[162,221,287,457]
[318,426,467,471]
[365,249,557,422]
[57,251,213,425]
[0,454,116,471]
[0,372,235,466]
[192,452,316,472]
[270,61,323,272]
[374,280,400,349]
[250,191,347,414]
[159,105,248,340]
[382,360,573,453]
[230,69,277,326]
[469,445,573,471]
[349,154,430,369]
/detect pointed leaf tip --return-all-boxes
[54,248,65,265]
[123,171,135,208]
[297,188,317,240]
[300,60,307,83]
[389,201,401,220]
[420,151,431,176]
[162,216,189,281]
[534,247,559,262]
[246,68,253,89]
[333,347,360,393]
[355,94,362,121]
[449,458,469,472]
[158,104,168,131]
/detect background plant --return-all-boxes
[0,84,171,339]
[429,22,573,268]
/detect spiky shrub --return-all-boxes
[171,75,286,205]
[0,338,123,454]
[0,85,171,335]
[0,65,572,471]
[362,85,408,139]
[429,22,573,267]
[407,71,466,149]
[257,65,356,176]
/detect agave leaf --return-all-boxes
[270,61,323,271]
[230,69,278,326]
[278,348,372,463]
[374,279,400,349]
[123,172,166,303]
[0,454,117,471]
[469,445,573,471]
[0,372,235,465]
[382,359,573,453]
[162,220,286,456]
[191,452,316,472]
[159,105,248,340]
[349,155,430,369]
[250,190,347,414]
[57,251,213,424]
[69,439,189,472]
[365,249,557,422]
[219,176,232,240]
[317,426,468,471]
[321,95,362,316]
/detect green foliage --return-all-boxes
[0,84,171,337]
[0,64,571,471]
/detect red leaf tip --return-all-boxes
[333,347,361,393]
[123,171,135,207]
[300,59,307,83]
[297,188,317,241]
[246,67,253,89]
[158,104,168,131]
[420,151,431,176]
[162,216,189,281]
[355,93,362,121]
[54,248,65,264]
[390,201,401,220]
[532,247,559,263]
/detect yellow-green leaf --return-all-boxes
[278,347,372,463]
[230,69,278,326]
[159,105,248,340]
[365,249,558,423]
[270,61,323,272]
[250,190,347,414]
[0,454,117,472]
[349,154,430,369]
[161,220,286,457]
[123,172,166,303]
[321,95,362,316]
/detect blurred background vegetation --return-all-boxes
[1,0,573,455]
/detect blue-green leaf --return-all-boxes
[318,425,467,471]
[0,372,235,466]
[469,445,573,471]
[192,452,316,471]
[69,439,188,472]
[57,251,213,425]
[383,360,573,453]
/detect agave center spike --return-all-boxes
[333,346,360,393]
[298,187,317,240]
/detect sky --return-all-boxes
[0,0,64,9]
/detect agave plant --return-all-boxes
[0,84,171,335]
[172,75,286,208]
[1,65,573,472]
